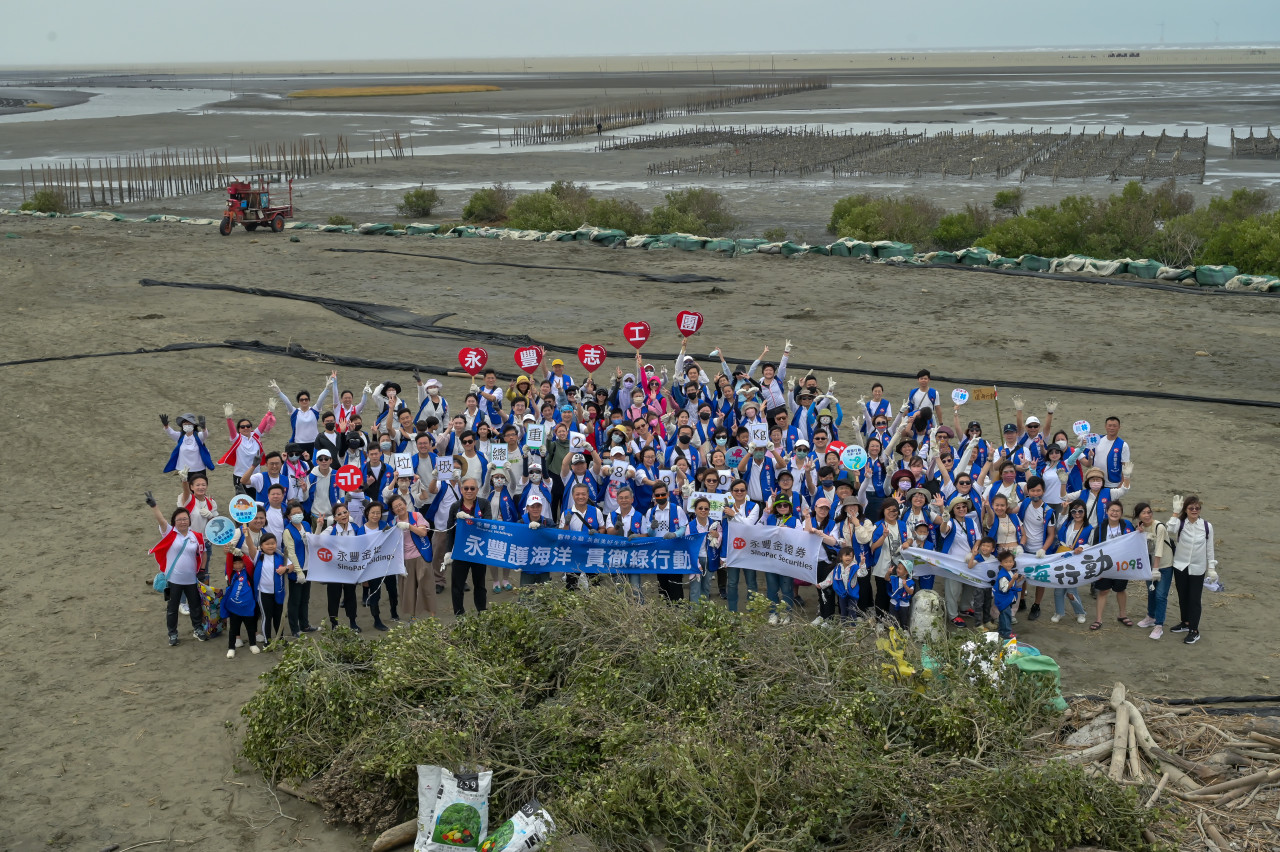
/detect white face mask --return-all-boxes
[1057,439,1068,450]
[1089,480,1103,492]
[428,387,440,396]
[529,472,542,484]
[290,514,304,524]
[182,424,194,434]
[380,442,392,452]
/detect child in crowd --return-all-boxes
[220,555,261,658]
[992,549,1023,640]
[888,560,915,628]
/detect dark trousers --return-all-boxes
[286,575,311,635]
[452,560,487,616]
[716,566,727,596]
[816,562,838,619]
[874,576,892,617]
[258,591,284,641]
[364,575,399,622]
[232,473,249,496]
[227,612,258,649]
[165,583,203,634]
[327,582,358,625]
[1173,568,1204,631]
[656,574,684,602]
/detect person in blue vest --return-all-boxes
[647,482,688,602]
[160,411,214,476]
[302,450,342,531]
[241,530,290,644]
[686,497,722,604]
[870,499,909,617]
[736,440,781,505]
[762,494,800,622]
[280,500,318,637]
[608,486,649,601]
[907,370,940,416]
[1089,499,1137,632]
[1088,416,1133,489]
[323,502,365,631]
[444,478,492,616]
[371,381,409,429]
[722,478,761,612]
[241,451,291,503]
[1017,476,1059,622]
[988,549,1022,640]
[937,496,982,626]
[559,481,605,591]
[271,377,331,445]
[220,548,260,658]
[1063,467,1129,531]
[518,496,552,588]
[887,560,916,628]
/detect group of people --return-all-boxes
[146,339,1218,654]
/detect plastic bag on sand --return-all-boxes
[422,768,492,851]
[414,766,443,851]
[479,800,555,852]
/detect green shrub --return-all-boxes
[647,188,738,236]
[462,183,513,223]
[1197,210,1280,275]
[397,185,440,218]
[584,197,649,235]
[829,193,944,248]
[762,226,788,242]
[992,187,1024,216]
[19,189,68,214]
[327,214,355,227]
[505,191,577,232]
[932,203,994,250]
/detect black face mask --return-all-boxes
[700,413,711,420]
[679,435,691,444]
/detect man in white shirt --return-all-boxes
[1090,416,1132,488]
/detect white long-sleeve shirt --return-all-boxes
[1168,516,1214,575]
[165,426,210,472]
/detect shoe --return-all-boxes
[349,621,362,633]
[1076,614,1087,624]
[1170,623,1190,634]
[983,621,997,631]
[256,633,267,644]
[168,632,180,646]
[962,609,977,617]
[179,601,191,615]
[1011,615,1018,624]
[1050,613,1063,623]
[1137,616,1156,628]
[374,620,390,632]
[193,628,209,642]
[236,637,246,648]
[227,649,236,659]
[718,590,727,600]
[811,616,824,626]
[1028,604,1041,621]
[1184,629,1200,644]
[250,645,261,654]
[301,626,319,633]
[390,614,401,622]
[1018,598,1027,611]
[503,583,513,592]
[768,613,779,625]
[1150,625,1164,640]
[493,583,502,593]
[435,584,445,595]
[951,616,966,627]
[464,583,472,592]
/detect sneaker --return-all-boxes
[962,609,977,617]
[250,645,261,654]
[301,626,319,633]
[768,613,779,625]
[435,584,445,595]
[374,621,390,632]
[951,616,967,627]
[503,583,514,592]
[1184,629,1200,644]
[227,649,236,659]
[1011,615,1018,625]
[1050,613,1063,623]
[1028,603,1041,621]
[1149,625,1164,640]
[349,621,362,633]
[1170,623,1190,634]
[168,632,180,646]
[492,583,501,593]
[179,601,190,615]
[1076,614,1087,624]
[256,633,267,643]
[193,628,209,642]
[810,616,824,626]
[1137,616,1156,628]
[983,621,998,631]
[235,637,246,648]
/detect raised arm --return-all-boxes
[270,380,296,412]
[145,491,165,529]
[315,373,335,408]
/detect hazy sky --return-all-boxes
[2,0,1277,66]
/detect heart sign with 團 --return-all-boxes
[623,321,651,350]
[676,310,704,337]
[951,388,970,405]
[457,347,488,377]
[577,343,607,373]
[514,345,544,374]
[1072,420,1091,436]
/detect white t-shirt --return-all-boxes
[310,469,334,516]
[159,525,201,586]
[257,553,285,593]
[264,505,286,541]
[233,433,261,476]
[1092,436,1130,486]
[1022,503,1048,550]
[180,495,218,535]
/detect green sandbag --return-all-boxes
[358,223,393,235]
[674,236,707,251]
[1019,255,1051,271]
[932,251,960,264]
[780,241,808,257]
[830,238,874,257]
[1009,653,1069,712]
[957,247,998,266]
[735,238,767,253]
[405,224,440,235]
[991,256,1020,269]
[1194,264,1238,286]
[319,224,354,233]
[873,240,913,259]
[805,244,831,256]
[1126,259,1161,279]
[703,238,736,253]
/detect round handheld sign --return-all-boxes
[1072,419,1091,436]
[335,464,365,491]
[228,494,258,524]
[840,445,868,471]
[827,440,848,457]
[951,388,969,405]
[1085,432,1102,448]
[204,515,237,546]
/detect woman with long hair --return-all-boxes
[1166,494,1215,645]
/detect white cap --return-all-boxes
[425,378,441,388]
[1025,415,1041,426]
[521,413,536,422]
[315,449,332,458]
[526,495,543,508]
[609,447,627,457]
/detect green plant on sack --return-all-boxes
[398,185,441,217]
[19,189,68,214]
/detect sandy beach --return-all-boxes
[2,54,1280,851]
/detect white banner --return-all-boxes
[305,526,407,584]
[904,530,1151,590]
[723,524,821,583]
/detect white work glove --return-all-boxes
[1012,395,1024,412]
[363,381,373,395]
[664,532,676,540]
[1122,461,1134,478]
[199,506,214,519]
[854,519,875,544]
[1171,494,1184,514]
[267,397,278,412]
[373,383,385,397]
[784,339,793,353]
[529,522,540,530]
[224,403,234,417]
[176,466,189,479]
[443,555,454,569]
[1044,398,1059,414]
[396,521,411,530]
[827,377,837,393]
[1055,468,1069,485]
[456,511,471,520]
[1035,549,1046,558]
[324,515,334,526]
[230,547,243,557]
[1206,561,1218,584]
[296,572,307,584]
[856,566,869,579]
[268,379,279,390]
[470,383,481,394]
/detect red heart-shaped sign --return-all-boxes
[457,347,488,377]
[513,345,544,374]
[623,321,651,350]
[577,343,607,373]
[675,310,704,337]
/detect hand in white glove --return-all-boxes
[363,381,373,395]
[231,547,243,557]
[856,395,866,408]
[1206,568,1219,584]
[1122,461,1134,478]
[784,339,793,353]
[267,397,278,412]
[1035,549,1046,559]
[224,403,234,417]
[296,571,307,584]
[1171,494,1184,514]
[469,384,481,394]
[199,506,214,519]
[1055,468,1069,485]
[664,532,676,540]
[528,522,540,530]
[827,377,837,393]
[268,379,279,390]
[443,555,454,568]
[396,521,411,530]
[456,511,471,519]
[1044,398,1059,414]
[1012,395,1025,412]
[856,566,869,579]
[177,466,189,479]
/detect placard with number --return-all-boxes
[658,469,676,490]
[717,469,734,490]
[568,431,587,452]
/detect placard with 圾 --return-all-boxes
[525,425,545,450]
[436,458,455,481]
[951,388,970,405]
[205,515,237,546]
[229,494,258,524]
[841,445,868,471]
[392,453,414,478]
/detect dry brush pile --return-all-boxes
[240,587,1167,852]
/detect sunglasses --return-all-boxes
[462,486,478,492]
[238,424,252,430]
[940,456,953,461]
[957,480,971,485]
[874,421,887,427]
[462,439,474,445]
[298,398,310,403]
[731,487,746,493]
[1071,509,1085,515]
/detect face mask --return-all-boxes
[899,481,910,491]
[290,514,303,524]
[182,424,194,434]
[632,397,643,407]
[700,412,711,420]
[493,479,506,490]
[612,434,624,444]
[530,472,542,484]
[716,437,727,447]
[1089,480,1102,492]
[428,388,440,396]
[753,451,765,462]
[679,435,691,445]
[821,479,833,488]
[1057,439,1068,450]
[380,442,392,452]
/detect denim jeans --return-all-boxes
[688,558,714,603]
[1146,566,1173,625]
[725,567,758,612]
[997,604,1014,639]
[1053,587,1087,618]
[765,571,795,613]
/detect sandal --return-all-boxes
[1089,621,1103,631]
[1117,616,1134,627]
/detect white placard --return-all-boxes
[568,431,587,451]
[489,444,509,465]
[436,458,455,481]
[658,469,676,490]
[951,388,969,405]
[748,422,768,447]
[525,425,545,450]
[610,461,629,481]
[717,469,734,490]
[392,453,414,478]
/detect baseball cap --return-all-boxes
[570,453,587,464]
[315,449,332,459]
[521,413,536,422]
[1025,415,1041,426]
[551,359,564,367]
[424,378,441,388]
[609,447,627,457]
[1003,423,1018,433]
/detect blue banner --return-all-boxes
[450,517,706,574]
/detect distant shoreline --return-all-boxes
[2,47,1277,76]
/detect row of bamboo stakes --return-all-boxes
[17,132,410,210]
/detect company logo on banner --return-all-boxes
[904,530,1150,589]
[451,517,704,574]
[723,524,821,583]
[304,527,407,584]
